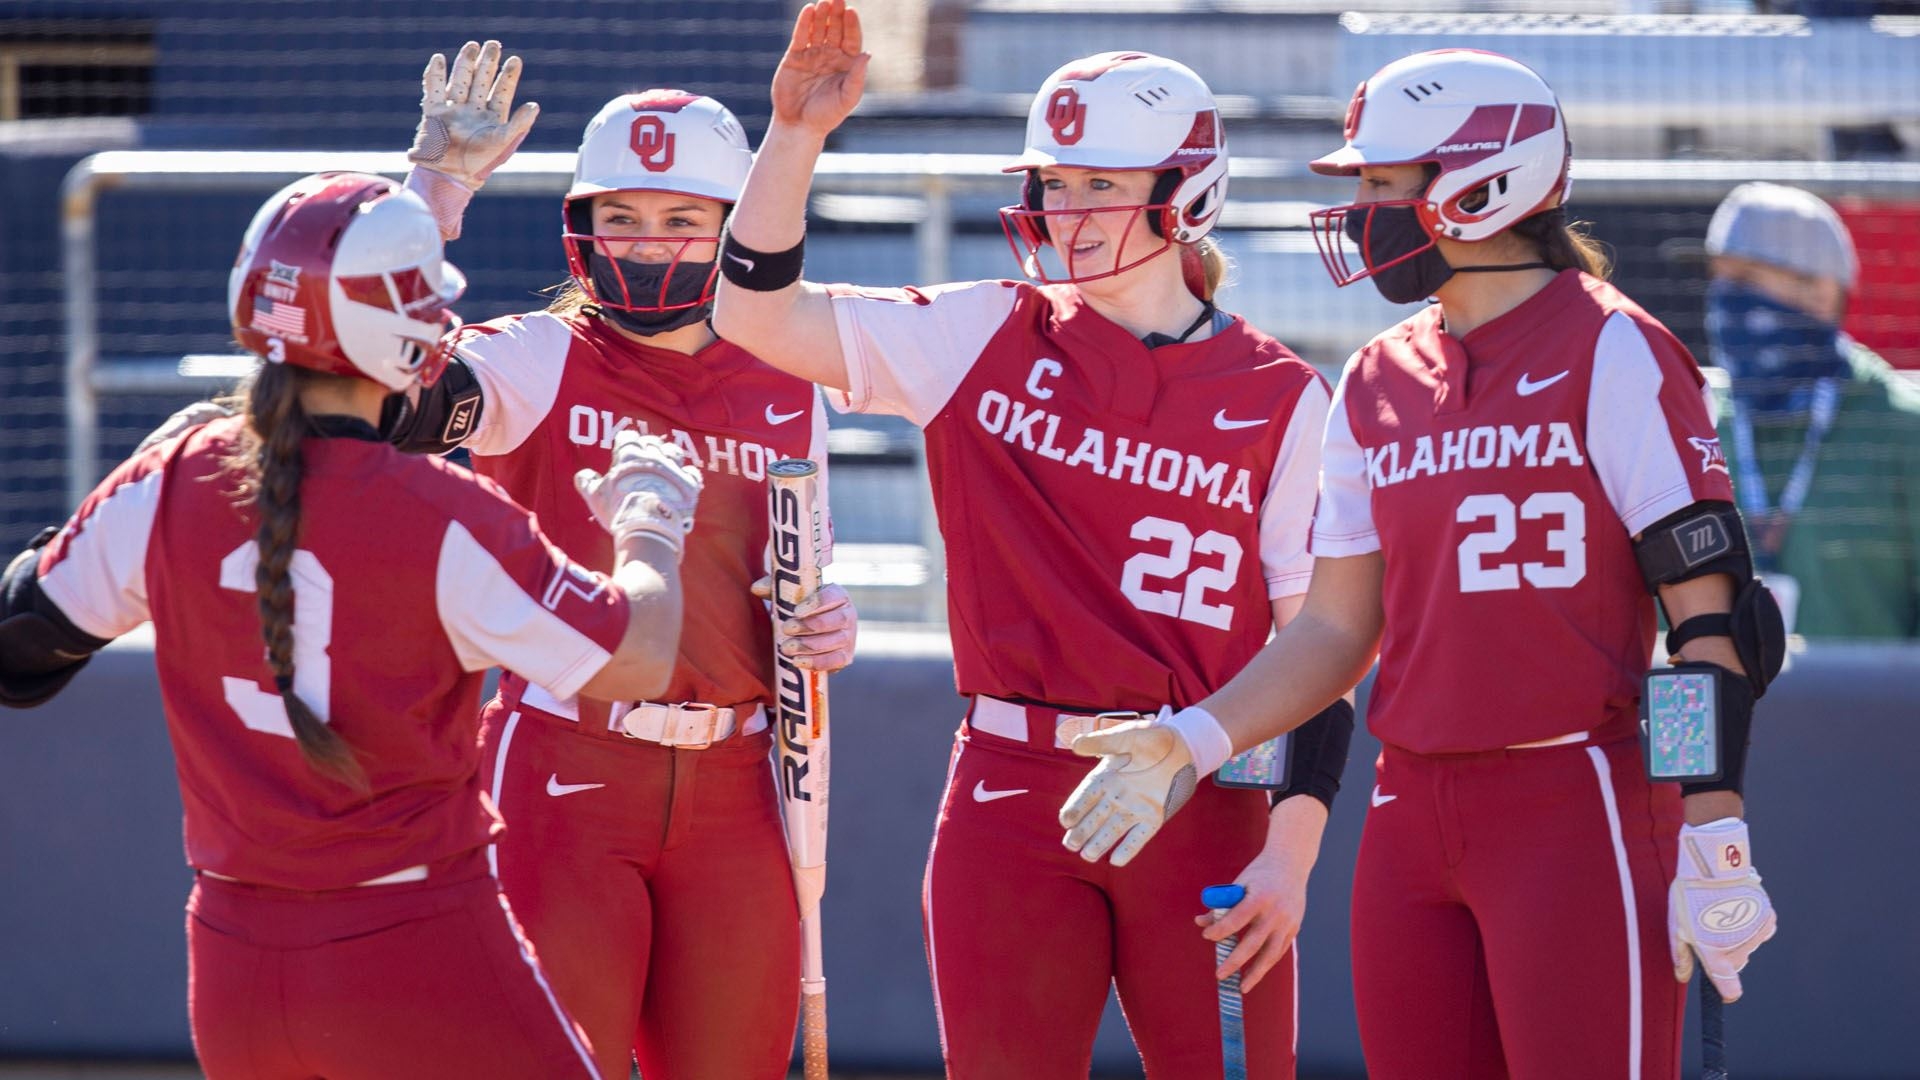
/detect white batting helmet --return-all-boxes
[564,90,752,315]
[999,51,1228,283]
[1313,49,1570,243]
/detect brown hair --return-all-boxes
[1196,236,1231,301]
[218,364,368,791]
[546,278,592,317]
[1513,207,1612,279]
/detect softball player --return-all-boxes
[386,43,857,1080]
[713,5,1355,1076]
[1061,51,1783,1080]
[0,172,705,1079]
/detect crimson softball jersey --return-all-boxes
[832,279,1323,710]
[1314,270,1729,1080]
[1314,270,1734,753]
[832,278,1324,1080]
[454,310,827,728]
[36,416,629,890]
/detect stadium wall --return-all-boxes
[1,639,1914,1078]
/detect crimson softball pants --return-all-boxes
[1351,736,1686,1080]
[922,723,1298,1080]
[186,851,598,1080]
[482,699,801,1080]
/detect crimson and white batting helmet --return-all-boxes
[563,90,752,313]
[1308,50,1571,285]
[229,172,465,391]
[999,51,1229,284]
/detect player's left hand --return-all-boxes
[774,0,870,138]
[1196,850,1308,994]
[752,576,857,673]
[1059,713,1200,867]
[1670,817,1778,1002]
[410,40,538,191]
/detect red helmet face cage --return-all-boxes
[561,197,722,312]
[998,169,1183,285]
[1308,196,1441,289]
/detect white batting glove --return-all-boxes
[1670,817,1778,1002]
[137,400,233,453]
[573,431,704,560]
[409,40,538,192]
[1059,709,1211,867]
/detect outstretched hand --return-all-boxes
[410,39,539,191]
[773,0,871,137]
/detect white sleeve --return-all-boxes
[1309,360,1381,558]
[828,280,1019,428]
[1587,312,1718,535]
[458,314,574,457]
[1260,378,1329,599]
[37,469,163,639]
[434,522,616,701]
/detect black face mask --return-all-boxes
[587,250,715,336]
[1345,204,1454,305]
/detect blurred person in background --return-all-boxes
[1705,181,1920,639]
[715,3,1358,1076]
[387,41,858,1080]
[0,172,704,1079]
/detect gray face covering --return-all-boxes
[586,250,715,336]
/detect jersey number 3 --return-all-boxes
[1121,515,1242,630]
[1455,492,1586,593]
[219,542,335,738]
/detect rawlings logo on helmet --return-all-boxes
[1045,87,1087,146]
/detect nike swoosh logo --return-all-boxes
[547,774,606,798]
[1213,410,1268,430]
[726,251,757,272]
[765,405,804,425]
[972,780,1029,803]
[1370,785,1397,808]
[1516,370,1570,396]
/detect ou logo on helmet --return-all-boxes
[630,115,676,173]
[1046,87,1087,146]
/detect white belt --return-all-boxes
[970,695,1147,749]
[520,681,767,749]
[1506,730,1591,750]
[609,700,768,749]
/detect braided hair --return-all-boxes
[220,364,367,790]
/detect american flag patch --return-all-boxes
[251,296,307,339]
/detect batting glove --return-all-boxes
[1059,708,1215,867]
[1670,817,1778,1002]
[137,400,233,453]
[409,40,538,192]
[573,431,704,561]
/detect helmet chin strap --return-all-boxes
[1452,262,1552,274]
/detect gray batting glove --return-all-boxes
[573,431,705,560]
[409,40,538,191]
[137,400,233,453]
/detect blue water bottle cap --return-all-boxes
[1202,884,1247,910]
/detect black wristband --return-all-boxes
[1274,698,1356,812]
[719,230,805,292]
[1678,664,1755,799]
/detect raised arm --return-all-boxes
[710,0,870,390]
[405,39,538,242]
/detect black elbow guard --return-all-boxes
[383,357,484,455]
[1275,699,1356,812]
[0,528,111,708]
[1636,501,1786,697]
